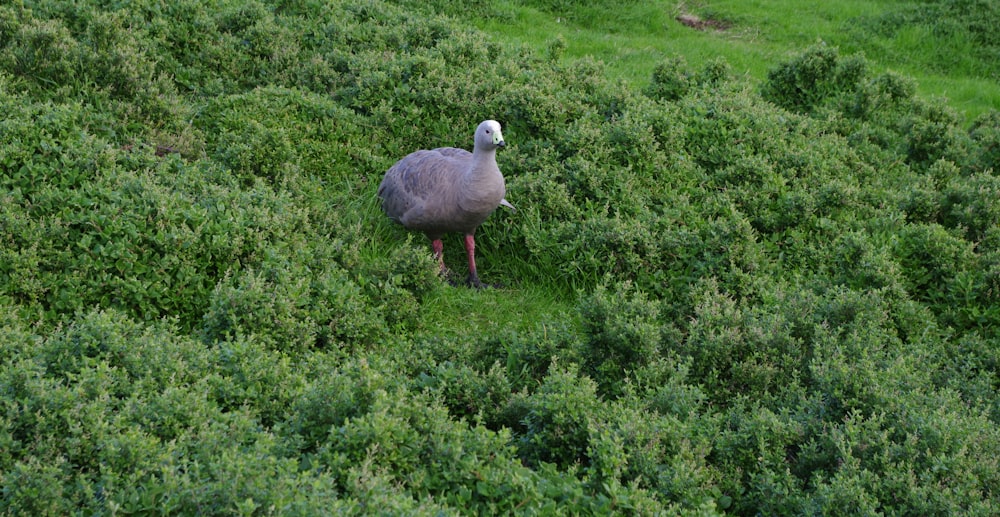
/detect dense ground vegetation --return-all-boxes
[2,0,999,514]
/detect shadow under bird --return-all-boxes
[378,120,515,288]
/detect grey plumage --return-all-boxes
[378,120,512,287]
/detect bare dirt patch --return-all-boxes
[676,13,732,32]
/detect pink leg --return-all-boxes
[431,239,445,273]
[464,234,483,288]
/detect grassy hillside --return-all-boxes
[2,0,1000,514]
[415,0,1000,121]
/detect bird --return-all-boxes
[377,120,514,288]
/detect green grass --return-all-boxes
[470,0,1000,121]
[413,282,577,341]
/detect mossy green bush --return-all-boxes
[968,110,1000,173]
[469,323,580,396]
[3,0,1000,513]
[578,280,672,396]
[645,55,693,101]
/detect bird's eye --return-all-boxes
[485,130,491,134]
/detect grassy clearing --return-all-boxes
[412,282,577,341]
[470,0,1000,120]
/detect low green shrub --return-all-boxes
[680,279,811,407]
[644,55,693,102]
[196,87,377,186]
[305,365,630,514]
[358,236,442,330]
[943,172,1000,242]
[470,322,580,395]
[762,44,864,114]
[0,94,115,195]
[712,400,811,515]
[1,155,294,329]
[898,100,971,169]
[845,70,916,121]
[934,330,1000,421]
[198,249,388,352]
[894,222,977,303]
[578,279,673,397]
[504,361,722,512]
[824,230,907,293]
[512,363,600,470]
[968,110,1000,173]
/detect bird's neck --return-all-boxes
[460,150,504,211]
